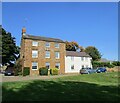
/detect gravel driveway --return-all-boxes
[1,73,79,82]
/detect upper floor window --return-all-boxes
[45,51,50,58]
[46,62,50,69]
[55,52,60,59]
[32,50,38,58]
[45,42,50,47]
[71,56,74,61]
[55,63,60,69]
[32,41,38,46]
[81,57,84,61]
[55,43,59,48]
[32,62,38,70]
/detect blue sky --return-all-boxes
[2,2,118,60]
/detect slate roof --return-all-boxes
[23,34,65,43]
[66,51,91,57]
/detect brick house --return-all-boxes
[20,28,66,76]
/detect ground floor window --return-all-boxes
[55,63,60,69]
[46,62,50,69]
[82,65,84,69]
[71,65,74,69]
[32,62,38,70]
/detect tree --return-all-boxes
[85,46,101,61]
[79,46,85,52]
[112,61,120,66]
[2,27,20,65]
[65,41,80,51]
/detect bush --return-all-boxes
[14,58,22,76]
[14,69,19,76]
[23,67,30,76]
[50,68,59,75]
[39,67,48,75]
[92,61,115,68]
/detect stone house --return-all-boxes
[20,28,66,75]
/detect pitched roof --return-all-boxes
[66,51,91,57]
[23,34,65,43]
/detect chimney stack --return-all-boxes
[22,27,26,35]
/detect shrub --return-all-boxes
[39,67,48,75]
[14,58,22,76]
[92,61,115,68]
[23,67,30,76]
[50,68,59,75]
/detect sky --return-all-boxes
[2,2,118,61]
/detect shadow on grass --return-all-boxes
[2,80,120,102]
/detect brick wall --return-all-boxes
[20,37,66,76]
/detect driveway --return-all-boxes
[1,73,79,82]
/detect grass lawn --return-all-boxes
[2,72,120,102]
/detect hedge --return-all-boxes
[39,67,48,75]
[92,61,115,69]
[23,67,30,76]
[50,68,59,75]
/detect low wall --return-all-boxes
[106,66,120,72]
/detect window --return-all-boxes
[45,42,50,47]
[32,62,38,70]
[55,43,59,48]
[55,63,60,69]
[81,57,84,61]
[82,65,84,69]
[46,62,50,69]
[85,57,88,61]
[55,52,60,59]
[86,65,88,68]
[71,65,74,69]
[32,50,38,58]
[71,56,74,61]
[32,41,38,46]
[45,51,50,58]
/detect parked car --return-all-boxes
[4,67,15,76]
[96,67,107,73]
[80,68,96,74]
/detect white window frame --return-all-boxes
[55,63,60,69]
[32,41,38,46]
[71,56,74,61]
[45,42,50,47]
[32,50,38,58]
[45,51,50,58]
[46,62,50,69]
[55,43,59,48]
[32,62,38,70]
[81,57,84,61]
[85,57,88,61]
[55,52,60,59]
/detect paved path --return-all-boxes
[1,74,79,82]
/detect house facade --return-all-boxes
[20,28,66,75]
[65,51,92,73]
[20,28,92,75]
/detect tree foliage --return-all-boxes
[112,61,120,66]
[65,41,82,51]
[2,28,20,65]
[85,46,101,61]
